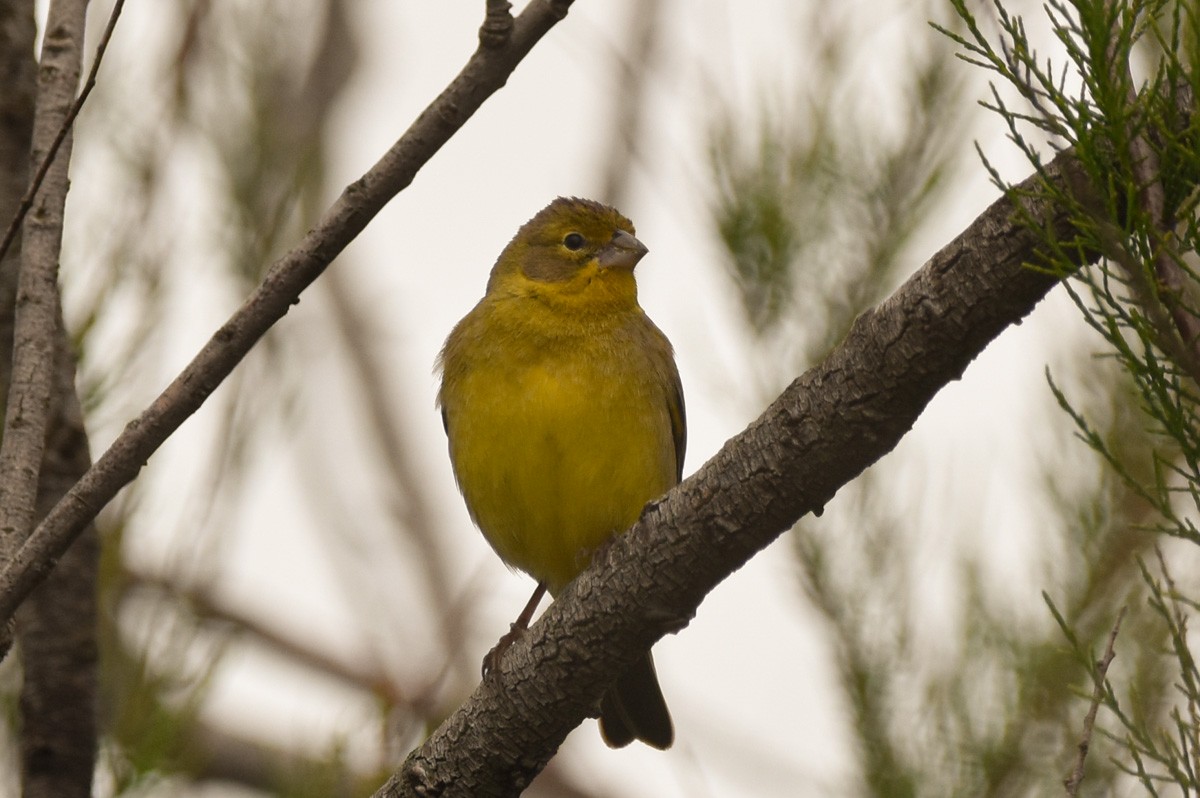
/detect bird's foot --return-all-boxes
[481,622,528,678]
[481,581,547,678]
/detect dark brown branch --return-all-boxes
[376,152,1113,797]
[1063,607,1125,796]
[0,0,576,627]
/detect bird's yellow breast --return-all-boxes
[439,295,678,592]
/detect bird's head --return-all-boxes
[486,197,648,310]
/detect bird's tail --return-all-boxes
[599,651,673,750]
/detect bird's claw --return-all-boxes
[481,621,529,678]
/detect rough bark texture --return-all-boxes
[0,0,36,396]
[17,348,97,798]
[0,1,99,795]
[0,0,36,667]
[379,154,1092,797]
[0,0,85,573]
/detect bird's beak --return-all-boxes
[596,229,648,271]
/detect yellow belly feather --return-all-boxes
[441,297,676,592]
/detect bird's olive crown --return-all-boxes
[489,197,637,285]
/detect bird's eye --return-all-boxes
[563,233,585,251]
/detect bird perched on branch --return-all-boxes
[437,196,684,749]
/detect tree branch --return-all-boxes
[0,0,576,628]
[18,375,99,798]
[0,0,87,657]
[0,0,125,268]
[0,2,100,795]
[1063,607,1125,797]
[0,2,103,794]
[378,151,1132,797]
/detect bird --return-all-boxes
[436,196,684,749]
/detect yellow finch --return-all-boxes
[437,197,684,749]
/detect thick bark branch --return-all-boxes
[0,0,576,626]
[381,153,1095,797]
[18,364,98,798]
[0,1,99,795]
[0,0,86,651]
[0,0,37,406]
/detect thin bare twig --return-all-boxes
[1064,607,1126,796]
[0,0,576,626]
[0,0,126,267]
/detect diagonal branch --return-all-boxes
[378,150,1145,797]
[0,0,576,628]
[0,0,125,268]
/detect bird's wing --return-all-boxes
[667,367,686,484]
